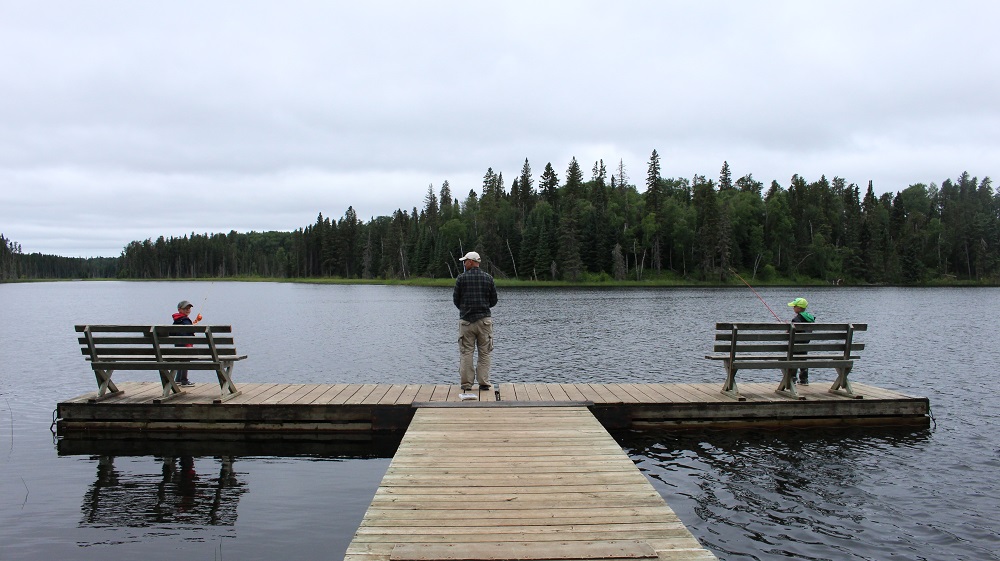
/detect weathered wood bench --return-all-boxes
[706,322,867,400]
[75,324,246,403]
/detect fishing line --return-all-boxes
[730,269,785,323]
[197,281,215,323]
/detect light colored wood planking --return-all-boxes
[345,406,717,561]
[332,384,366,404]
[363,384,395,405]
[258,383,302,405]
[378,384,408,405]
[291,383,332,404]
[276,383,320,405]
[310,383,352,404]
[344,384,381,404]
[393,384,422,405]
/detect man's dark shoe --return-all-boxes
[479,384,491,390]
[461,386,472,391]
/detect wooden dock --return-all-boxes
[345,405,717,561]
[56,381,930,435]
[55,384,929,561]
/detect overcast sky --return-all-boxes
[1,1,996,257]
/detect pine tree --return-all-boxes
[719,161,733,191]
[516,158,535,223]
[564,157,585,202]
[539,163,559,211]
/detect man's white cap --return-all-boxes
[459,251,481,263]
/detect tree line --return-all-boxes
[1,235,119,280]
[3,153,997,284]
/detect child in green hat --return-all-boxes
[787,297,815,385]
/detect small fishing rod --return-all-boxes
[195,281,215,324]
[729,268,785,323]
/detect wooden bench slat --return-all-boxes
[712,343,865,353]
[75,324,234,333]
[90,360,245,369]
[714,322,867,331]
[83,348,243,357]
[78,336,236,345]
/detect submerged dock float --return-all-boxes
[345,405,718,561]
[56,381,930,435]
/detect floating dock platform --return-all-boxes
[56,381,929,435]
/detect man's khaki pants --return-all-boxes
[459,317,493,389]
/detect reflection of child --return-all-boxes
[787,297,815,385]
[180,456,196,478]
[178,456,197,513]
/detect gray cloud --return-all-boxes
[1,1,996,256]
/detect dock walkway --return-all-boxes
[345,405,717,561]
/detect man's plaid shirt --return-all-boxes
[453,267,498,322]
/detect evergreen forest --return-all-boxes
[2,153,997,285]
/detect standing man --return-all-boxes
[453,251,498,391]
[172,300,202,386]
[787,297,815,385]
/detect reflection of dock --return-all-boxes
[57,381,930,435]
[83,456,246,527]
[345,406,718,561]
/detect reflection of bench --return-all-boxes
[75,325,245,403]
[707,322,867,400]
[83,456,245,527]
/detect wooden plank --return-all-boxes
[332,384,367,404]
[378,384,408,405]
[556,383,589,402]
[345,406,717,561]
[345,384,380,405]
[412,384,436,403]
[573,383,611,404]
[313,384,351,405]
[232,382,284,404]
[363,385,395,405]
[390,540,658,560]
[646,384,689,403]
[395,384,423,405]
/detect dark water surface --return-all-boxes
[1,282,998,560]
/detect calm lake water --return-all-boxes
[1,282,998,561]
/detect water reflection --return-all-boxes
[65,435,401,534]
[617,427,942,561]
[84,455,245,527]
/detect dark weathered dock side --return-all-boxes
[344,406,719,561]
[56,381,930,435]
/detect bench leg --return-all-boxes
[213,362,242,403]
[90,368,123,402]
[776,368,804,400]
[720,361,746,401]
[155,369,183,401]
[829,366,863,399]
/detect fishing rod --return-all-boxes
[729,268,785,323]
[195,281,215,324]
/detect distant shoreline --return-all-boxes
[4,276,996,288]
